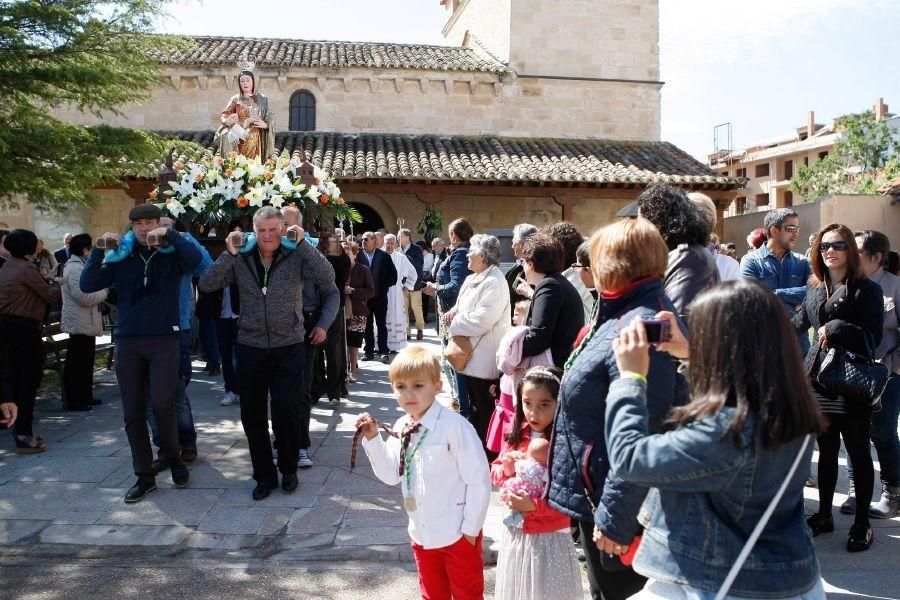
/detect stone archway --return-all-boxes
[346,202,385,236]
[339,192,398,237]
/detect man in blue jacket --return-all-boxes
[81,204,202,503]
[739,208,812,351]
[147,217,211,471]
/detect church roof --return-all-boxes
[160,130,742,189]
[150,36,512,74]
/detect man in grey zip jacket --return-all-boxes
[198,207,335,501]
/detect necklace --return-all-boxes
[258,250,272,296]
[139,250,158,287]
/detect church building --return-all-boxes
[12,0,741,242]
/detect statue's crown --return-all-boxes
[237,48,255,72]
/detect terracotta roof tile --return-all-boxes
[159,130,742,189]
[151,35,511,74]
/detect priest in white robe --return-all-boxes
[383,234,418,353]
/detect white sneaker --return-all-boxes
[329,398,341,407]
[298,448,313,469]
[220,391,237,406]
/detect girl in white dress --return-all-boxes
[491,367,584,600]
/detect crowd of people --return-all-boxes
[0,181,899,599]
[354,185,898,600]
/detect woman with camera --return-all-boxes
[604,278,826,599]
[546,219,685,600]
[795,224,884,552]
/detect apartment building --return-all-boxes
[710,98,893,216]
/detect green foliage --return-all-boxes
[0,0,199,211]
[790,110,899,201]
[416,208,443,239]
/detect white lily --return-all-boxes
[169,176,197,199]
[246,185,267,208]
[275,175,294,194]
[270,194,285,208]
[231,167,246,180]
[166,199,186,217]
[248,160,267,180]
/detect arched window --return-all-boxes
[289,91,316,131]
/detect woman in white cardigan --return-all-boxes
[61,234,108,411]
[445,234,511,457]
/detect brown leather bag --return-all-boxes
[444,335,480,371]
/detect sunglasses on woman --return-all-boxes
[818,241,849,252]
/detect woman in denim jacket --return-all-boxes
[547,218,687,600]
[604,279,825,599]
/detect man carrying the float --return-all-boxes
[81,204,202,504]
[199,206,335,501]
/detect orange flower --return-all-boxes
[194,173,203,181]
[174,161,185,171]
[289,202,298,208]
[337,198,345,205]
[237,196,249,208]
[264,171,273,180]
[230,151,239,159]
[149,189,158,200]
[224,168,233,177]
[320,194,329,204]
[315,178,322,185]
[214,156,224,166]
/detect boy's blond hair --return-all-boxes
[388,346,442,384]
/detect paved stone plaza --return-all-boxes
[0,332,897,599]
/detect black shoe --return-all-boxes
[282,473,299,492]
[363,353,375,361]
[806,513,834,536]
[252,479,277,501]
[171,463,189,488]
[847,522,873,552]
[180,446,198,463]
[124,479,157,503]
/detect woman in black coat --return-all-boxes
[794,223,883,553]
[519,232,585,368]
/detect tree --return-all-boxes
[0,0,200,212]
[790,110,899,201]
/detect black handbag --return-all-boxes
[817,347,889,407]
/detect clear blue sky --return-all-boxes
[158,0,900,162]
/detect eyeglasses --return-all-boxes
[780,225,800,233]
[818,241,849,252]
[571,263,588,270]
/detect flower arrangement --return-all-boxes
[150,150,360,227]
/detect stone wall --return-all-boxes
[444,0,659,82]
[509,0,659,81]
[443,0,512,62]
[51,64,661,141]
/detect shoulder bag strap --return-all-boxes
[715,434,812,600]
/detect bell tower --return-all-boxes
[442,0,660,82]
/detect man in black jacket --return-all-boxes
[399,228,425,340]
[357,231,397,361]
[81,204,202,503]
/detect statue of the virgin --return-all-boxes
[214,50,275,160]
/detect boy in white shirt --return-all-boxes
[356,345,491,599]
